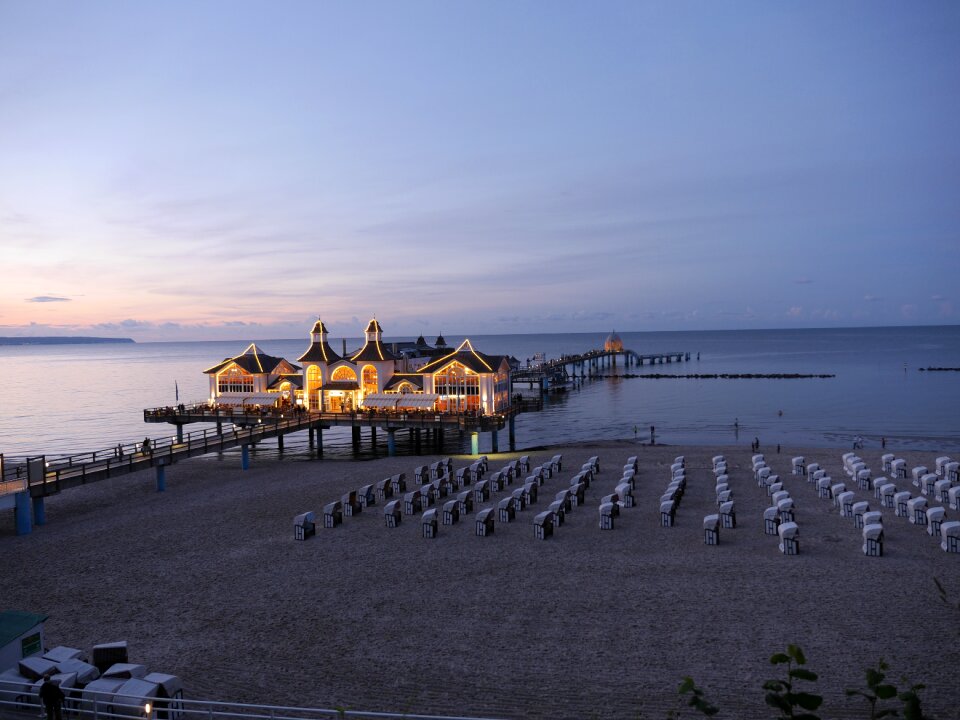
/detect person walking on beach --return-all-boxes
[39,677,64,720]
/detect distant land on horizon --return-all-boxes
[0,336,135,346]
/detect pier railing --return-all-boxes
[143,404,516,434]
[1,404,522,498]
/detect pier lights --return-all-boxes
[143,702,152,719]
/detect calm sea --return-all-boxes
[1,326,958,460]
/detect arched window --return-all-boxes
[433,362,479,411]
[305,366,322,410]
[332,366,357,382]
[362,365,377,395]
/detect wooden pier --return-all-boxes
[0,403,522,534]
[512,348,690,393]
[2,344,684,535]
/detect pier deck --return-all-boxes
[2,344,682,534]
[512,348,690,391]
[1,405,517,503]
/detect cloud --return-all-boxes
[900,304,918,319]
[794,278,813,285]
[938,302,953,317]
[787,306,803,317]
[931,294,946,301]
[863,294,881,302]
[26,295,71,303]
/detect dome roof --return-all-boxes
[416,334,427,346]
[604,331,623,352]
[366,318,383,333]
[435,333,447,347]
[311,319,328,334]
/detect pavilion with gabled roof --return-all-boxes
[204,343,300,407]
[205,318,512,416]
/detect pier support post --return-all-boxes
[317,427,323,456]
[491,430,499,453]
[509,416,516,451]
[15,492,32,535]
[156,464,166,492]
[32,496,45,526]
[308,427,314,448]
[176,424,184,443]
[352,426,361,449]
[414,428,422,453]
[387,429,396,457]
[470,432,479,456]
[241,444,250,471]
[371,426,377,448]
[277,432,284,452]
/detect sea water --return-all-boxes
[0,325,957,460]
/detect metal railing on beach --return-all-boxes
[0,683,507,720]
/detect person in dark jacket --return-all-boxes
[39,677,65,720]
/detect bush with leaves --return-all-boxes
[677,676,719,717]
[846,659,900,719]
[762,644,823,720]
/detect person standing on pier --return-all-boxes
[39,677,64,720]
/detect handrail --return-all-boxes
[0,679,507,720]
[4,402,520,488]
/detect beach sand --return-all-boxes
[2,442,958,719]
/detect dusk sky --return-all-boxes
[1,1,958,341]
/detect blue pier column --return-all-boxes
[317,427,323,456]
[470,432,480,456]
[491,430,499,453]
[176,424,184,443]
[387,429,396,456]
[277,432,284,452]
[33,496,46,526]
[156,464,166,492]
[241,444,250,470]
[15,492,32,535]
[509,416,516,450]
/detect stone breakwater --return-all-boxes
[604,372,836,379]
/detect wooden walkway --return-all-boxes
[512,348,690,392]
[1,406,518,503]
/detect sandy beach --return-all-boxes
[2,441,958,720]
